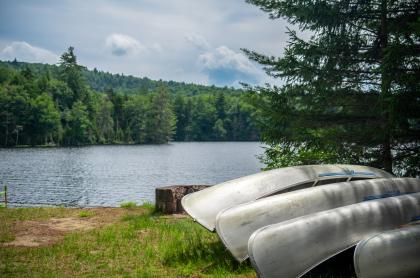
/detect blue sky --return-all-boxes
[0,0,292,87]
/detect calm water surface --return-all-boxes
[0,142,264,207]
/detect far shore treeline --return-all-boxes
[0,47,259,147]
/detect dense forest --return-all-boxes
[0,47,259,146]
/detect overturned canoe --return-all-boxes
[181,164,393,231]
[354,224,420,278]
[216,177,420,262]
[248,192,420,278]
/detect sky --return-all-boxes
[0,0,293,87]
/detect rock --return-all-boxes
[155,185,210,214]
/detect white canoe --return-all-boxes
[216,177,420,262]
[181,164,393,231]
[248,192,420,278]
[354,224,420,278]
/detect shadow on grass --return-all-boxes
[304,247,356,278]
[122,210,254,275]
[162,234,253,273]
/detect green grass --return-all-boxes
[0,206,356,277]
[78,210,94,218]
[0,206,255,277]
[120,201,138,209]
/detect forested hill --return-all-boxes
[0,59,240,96]
[0,50,259,147]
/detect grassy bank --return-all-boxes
[0,206,355,277]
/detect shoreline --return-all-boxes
[0,140,262,149]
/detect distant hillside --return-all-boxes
[0,57,259,146]
[0,59,241,96]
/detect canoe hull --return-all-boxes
[181,164,393,231]
[216,178,420,261]
[354,225,420,278]
[248,193,420,278]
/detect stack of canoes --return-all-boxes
[181,165,420,278]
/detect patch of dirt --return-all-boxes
[2,208,145,247]
[2,218,92,247]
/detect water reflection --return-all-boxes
[0,142,263,207]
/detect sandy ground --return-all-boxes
[2,208,142,247]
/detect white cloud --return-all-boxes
[105,33,145,56]
[185,34,211,50]
[198,46,255,74]
[1,1,290,85]
[104,33,164,57]
[0,41,58,64]
[197,46,264,86]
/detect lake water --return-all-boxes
[0,142,264,207]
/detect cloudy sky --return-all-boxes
[0,0,292,87]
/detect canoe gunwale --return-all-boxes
[181,165,394,232]
[185,176,383,231]
[256,175,379,200]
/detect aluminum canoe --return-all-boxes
[248,192,420,278]
[354,224,420,278]
[181,164,393,231]
[216,177,420,262]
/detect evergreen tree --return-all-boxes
[245,0,420,176]
[59,46,86,105]
[144,87,176,143]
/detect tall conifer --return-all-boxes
[245,0,420,175]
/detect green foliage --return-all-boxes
[144,86,176,143]
[29,93,61,144]
[59,46,87,103]
[245,0,420,176]
[139,202,155,211]
[0,48,260,146]
[120,201,138,209]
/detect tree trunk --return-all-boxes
[380,0,393,174]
